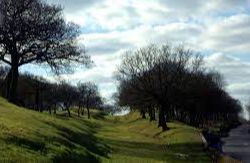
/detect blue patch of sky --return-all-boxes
[247,5,250,12]
[19,64,52,76]
[200,49,250,63]
[79,22,130,34]
[80,25,110,34]
[234,54,250,62]
[213,11,245,18]
[80,18,187,34]
[198,49,216,57]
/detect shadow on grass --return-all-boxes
[6,135,46,153]
[103,138,211,162]
[4,116,111,163]
[152,126,180,138]
[6,134,101,163]
[52,149,101,163]
[54,113,71,120]
[91,112,108,120]
[127,118,141,124]
[44,121,111,163]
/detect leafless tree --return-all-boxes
[117,44,200,130]
[117,44,241,131]
[77,82,103,119]
[57,82,78,117]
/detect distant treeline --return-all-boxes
[0,67,103,118]
[116,44,242,131]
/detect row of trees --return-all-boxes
[0,67,103,118]
[116,44,241,131]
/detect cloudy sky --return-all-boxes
[22,0,250,115]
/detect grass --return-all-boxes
[0,97,211,162]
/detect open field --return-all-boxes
[0,97,211,162]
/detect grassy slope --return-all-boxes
[0,97,211,162]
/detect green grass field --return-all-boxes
[0,97,211,162]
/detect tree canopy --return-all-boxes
[116,44,241,131]
[0,0,91,103]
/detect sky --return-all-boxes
[21,0,250,117]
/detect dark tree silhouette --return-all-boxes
[116,44,241,131]
[117,44,201,130]
[77,82,87,117]
[57,81,78,117]
[81,82,102,119]
[0,67,104,116]
[0,0,90,103]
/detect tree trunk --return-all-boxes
[141,110,146,119]
[35,84,40,111]
[5,70,11,99]
[78,105,81,117]
[5,65,19,103]
[87,106,90,119]
[158,107,168,131]
[66,107,71,117]
[81,107,84,115]
[149,107,156,121]
[53,105,57,114]
[148,108,152,120]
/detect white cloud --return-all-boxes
[49,0,250,30]
[81,22,203,56]
[205,53,250,119]
[23,0,250,109]
[201,14,250,53]
[205,53,250,104]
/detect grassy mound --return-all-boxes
[0,97,211,162]
[0,97,108,162]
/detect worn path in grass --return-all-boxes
[0,97,211,162]
[95,112,211,163]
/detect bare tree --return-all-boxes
[77,82,87,117]
[117,44,241,130]
[117,44,199,131]
[0,0,91,103]
[57,82,78,117]
[81,82,102,119]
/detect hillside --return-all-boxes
[0,97,211,162]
